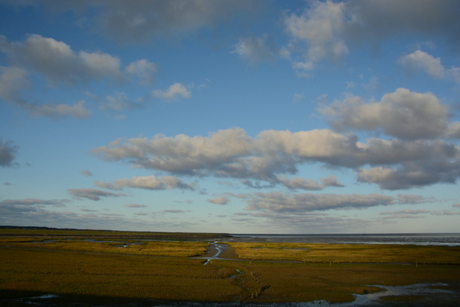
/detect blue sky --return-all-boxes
[1,0,460,234]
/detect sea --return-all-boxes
[228,233,460,246]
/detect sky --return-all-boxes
[1,0,460,234]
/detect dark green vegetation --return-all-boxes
[1,229,460,306]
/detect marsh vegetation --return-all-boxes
[1,230,460,306]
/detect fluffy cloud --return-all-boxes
[92,127,460,190]
[232,35,277,65]
[398,50,445,78]
[284,0,348,71]
[321,88,449,140]
[67,188,125,201]
[244,192,426,213]
[96,175,197,191]
[152,83,191,101]
[208,196,229,205]
[0,35,160,118]
[0,138,18,167]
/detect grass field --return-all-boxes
[1,230,460,305]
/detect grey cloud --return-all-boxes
[125,204,146,208]
[81,170,93,177]
[277,175,344,191]
[447,122,460,139]
[10,0,262,44]
[68,188,125,201]
[321,88,449,140]
[344,0,460,43]
[380,209,430,215]
[0,204,157,231]
[283,0,460,72]
[245,192,399,213]
[207,196,229,205]
[162,210,185,214]
[358,154,460,190]
[431,210,460,216]
[29,100,92,119]
[0,138,18,167]
[0,34,157,118]
[1,34,123,85]
[0,65,92,118]
[232,35,278,65]
[0,66,29,103]
[237,211,372,233]
[0,198,66,206]
[96,175,197,191]
[453,204,460,208]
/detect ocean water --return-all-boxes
[229,233,460,246]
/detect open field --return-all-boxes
[1,231,460,306]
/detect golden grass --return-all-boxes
[227,242,460,264]
[0,248,240,302]
[1,239,460,304]
[0,238,208,257]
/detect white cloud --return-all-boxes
[284,0,347,71]
[321,88,449,140]
[96,175,197,191]
[152,83,191,101]
[398,50,445,78]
